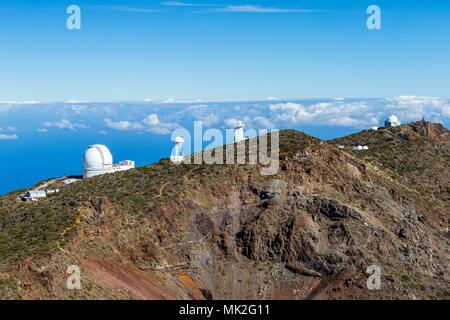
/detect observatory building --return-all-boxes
[234,121,245,143]
[385,115,401,127]
[83,144,135,179]
[170,136,184,164]
[352,145,369,151]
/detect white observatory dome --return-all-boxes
[234,121,245,142]
[235,121,245,129]
[83,144,114,179]
[388,115,399,123]
[173,136,184,143]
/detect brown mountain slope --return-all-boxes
[329,120,449,229]
[0,126,448,300]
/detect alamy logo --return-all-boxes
[66,5,81,30]
[66,265,81,289]
[170,121,279,176]
[366,265,381,290]
[366,5,381,30]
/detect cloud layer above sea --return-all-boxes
[0,96,449,140]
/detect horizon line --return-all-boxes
[1,95,448,105]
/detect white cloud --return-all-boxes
[270,102,311,122]
[104,114,180,135]
[327,117,361,126]
[71,105,87,114]
[0,105,12,113]
[146,127,172,135]
[143,114,180,134]
[163,98,177,103]
[224,118,239,127]
[2,96,447,138]
[103,5,160,13]
[199,113,219,127]
[266,96,450,128]
[185,104,219,127]
[443,105,450,117]
[269,101,375,127]
[65,99,90,104]
[0,126,16,131]
[98,130,107,135]
[43,119,89,131]
[0,133,18,140]
[146,121,180,135]
[143,114,160,126]
[253,116,275,129]
[37,128,47,133]
[0,100,41,104]
[160,97,267,104]
[104,119,144,131]
[217,5,314,13]
[377,96,450,124]
[187,104,207,111]
[161,1,209,6]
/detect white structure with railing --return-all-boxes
[83,144,134,178]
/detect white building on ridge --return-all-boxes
[385,115,401,127]
[25,189,60,201]
[170,136,184,164]
[113,160,135,172]
[234,121,245,143]
[26,190,47,201]
[83,144,134,179]
[63,178,80,185]
[353,145,369,151]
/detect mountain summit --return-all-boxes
[0,121,448,300]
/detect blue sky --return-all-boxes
[0,0,449,101]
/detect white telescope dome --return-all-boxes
[173,136,184,143]
[83,144,114,178]
[234,121,245,142]
[235,121,244,129]
[388,115,399,123]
